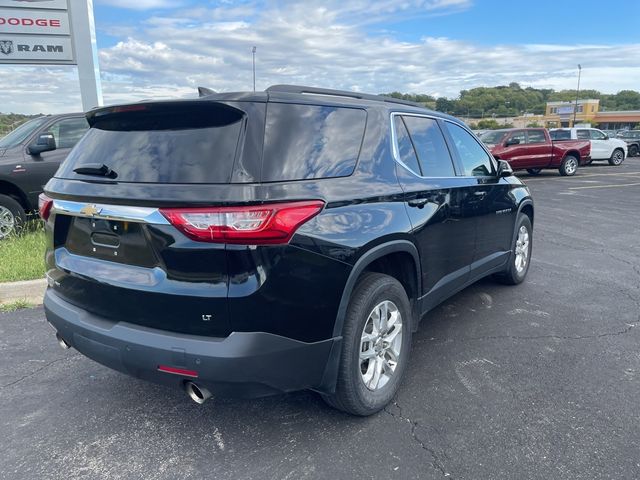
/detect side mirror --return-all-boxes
[504,137,520,147]
[28,133,56,155]
[497,159,513,177]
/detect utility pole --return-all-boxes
[252,46,256,92]
[573,64,582,127]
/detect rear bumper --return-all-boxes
[44,289,341,398]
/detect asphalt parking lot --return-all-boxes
[2,159,640,480]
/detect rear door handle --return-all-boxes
[408,198,430,208]
[473,191,487,197]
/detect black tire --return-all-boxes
[494,214,533,285]
[629,145,638,157]
[559,155,579,176]
[0,194,26,240]
[608,148,625,166]
[322,272,412,416]
[526,168,542,175]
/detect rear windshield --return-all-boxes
[56,103,244,184]
[550,129,571,140]
[261,103,366,182]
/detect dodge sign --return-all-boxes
[0,0,74,64]
[0,8,71,35]
[0,0,102,110]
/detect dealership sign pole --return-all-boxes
[0,0,103,111]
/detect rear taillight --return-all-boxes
[38,193,53,221]
[160,201,324,245]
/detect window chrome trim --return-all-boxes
[389,111,461,180]
[51,199,169,225]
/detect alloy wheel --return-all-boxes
[612,151,624,165]
[565,157,577,175]
[359,300,403,391]
[514,225,530,273]
[0,206,15,239]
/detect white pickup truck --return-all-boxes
[550,128,628,165]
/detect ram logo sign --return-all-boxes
[0,35,72,62]
[0,39,11,54]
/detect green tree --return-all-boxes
[475,119,512,130]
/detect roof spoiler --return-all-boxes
[198,87,216,97]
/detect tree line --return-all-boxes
[0,113,40,135]
[383,83,640,118]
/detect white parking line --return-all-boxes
[569,182,640,190]
[579,171,640,178]
[523,171,640,182]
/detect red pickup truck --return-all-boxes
[479,128,591,176]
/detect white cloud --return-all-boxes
[1,1,639,114]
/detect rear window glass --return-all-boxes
[550,130,571,140]
[56,104,244,184]
[261,103,366,182]
[577,130,590,139]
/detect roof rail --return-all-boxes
[266,85,423,108]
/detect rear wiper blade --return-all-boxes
[73,163,117,179]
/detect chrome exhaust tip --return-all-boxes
[56,333,71,350]
[185,381,211,404]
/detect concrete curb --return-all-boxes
[0,278,47,305]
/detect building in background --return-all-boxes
[544,99,600,128]
[591,111,640,131]
[543,99,640,130]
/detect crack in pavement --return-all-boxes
[0,354,79,389]
[384,401,452,478]
[458,321,640,343]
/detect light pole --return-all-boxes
[573,64,582,126]
[252,46,256,92]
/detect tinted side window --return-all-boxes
[577,130,590,139]
[402,116,455,177]
[393,116,421,175]
[262,103,366,182]
[527,130,546,144]
[590,130,606,140]
[508,130,526,144]
[445,122,495,177]
[48,117,89,149]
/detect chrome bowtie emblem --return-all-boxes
[80,204,102,216]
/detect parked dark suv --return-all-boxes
[41,86,534,416]
[0,113,88,238]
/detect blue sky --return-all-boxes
[380,0,639,45]
[91,0,639,46]
[1,0,639,113]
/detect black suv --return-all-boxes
[617,130,640,157]
[0,113,88,238]
[41,86,534,416]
